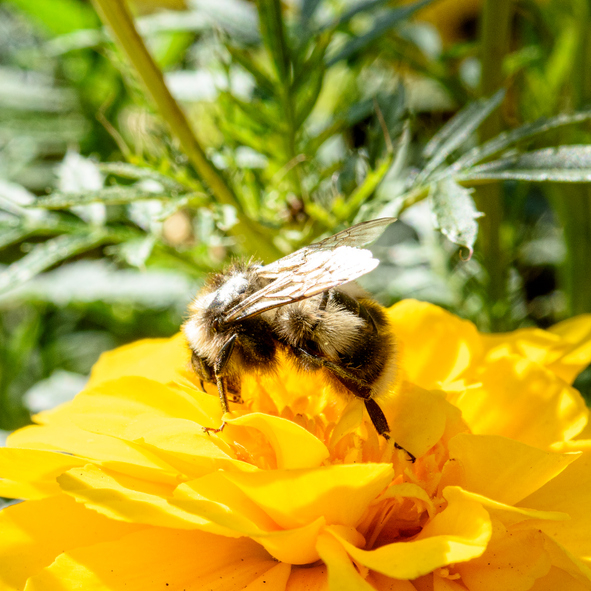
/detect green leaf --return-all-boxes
[32,187,205,210]
[98,162,189,191]
[334,154,393,220]
[430,177,483,256]
[257,0,291,84]
[300,0,323,26]
[6,0,99,36]
[448,111,591,174]
[0,224,36,250]
[457,145,591,183]
[416,90,506,184]
[0,233,108,295]
[326,0,435,66]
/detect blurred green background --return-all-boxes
[1,0,591,436]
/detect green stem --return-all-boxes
[475,0,513,330]
[91,0,281,261]
[551,0,591,316]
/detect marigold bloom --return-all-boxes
[1,299,591,591]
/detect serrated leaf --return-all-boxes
[0,224,36,250]
[430,178,483,256]
[457,145,591,183]
[0,233,108,295]
[32,186,203,209]
[448,111,591,174]
[326,0,435,65]
[98,162,188,191]
[416,90,505,184]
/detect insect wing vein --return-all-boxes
[223,246,379,322]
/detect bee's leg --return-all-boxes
[191,352,214,393]
[213,334,238,416]
[296,347,415,462]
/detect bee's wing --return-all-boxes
[258,217,396,278]
[223,218,395,322]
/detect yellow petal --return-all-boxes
[529,566,591,591]
[325,487,491,580]
[24,528,277,591]
[174,475,327,564]
[539,531,591,589]
[548,314,591,384]
[447,433,580,505]
[387,300,482,390]
[455,524,551,591]
[518,440,591,561]
[316,532,376,591]
[448,356,588,447]
[385,384,449,461]
[36,376,215,432]
[86,333,190,388]
[224,463,394,530]
[448,488,568,528]
[0,494,141,591]
[285,564,329,590]
[173,474,280,534]
[243,563,292,591]
[254,517,327,564]
[366,572,417,590]
[8,424,180,486]
[122,416,254,478]
[224,412,330,469]
[0,448,86,499]
[57,464,237,536]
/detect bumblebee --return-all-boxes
[183,218,397,440]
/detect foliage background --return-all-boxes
[1,0,591,438]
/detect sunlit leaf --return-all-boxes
[449,111,591,174]
[326,0,435,65]
[430,177,483,257]
[416,89,505,184]
[31,187,205,210]
[0,233,108,295]
[458,145,591,183]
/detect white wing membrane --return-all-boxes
[259,217,396,278]
[223,218,395,322]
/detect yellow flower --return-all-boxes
[1,299,591,591]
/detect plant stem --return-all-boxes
[91,0,281,261]
[551,0,591,316]
[475,0,513,330]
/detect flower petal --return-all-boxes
[57,464,237,536]
[243,563,292,591]
[325,487,491,580]
[174,476,328,564]
[224,412,330,469]
[285,565,329,590]
[455,522,551,591]
[387,300,482,389]
[37,376,217,432]
[518,439,591,561]
[448,356,588,447]
[447,433,580,505]
[87,334,189,388]
[122,416,253,477]
[8,424,180,486]
[385,384,450,460]
[529,566,591,591]
[0,448,86,499]
[316,532,376,590]
[547,314,591,384]
[24,528,277,591]
[0,494,141,591]
[224,463,394,530]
